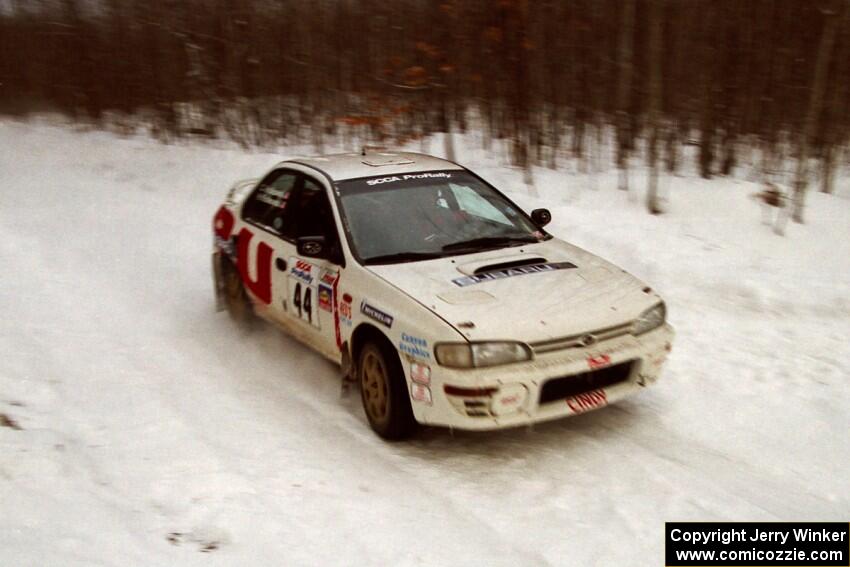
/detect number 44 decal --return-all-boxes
[292,282,316,326]
[288,258,321,328]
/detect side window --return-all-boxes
[449,183,514,226]
[294,177,337,240]
[291,176,343,264]
[242,170,299,239]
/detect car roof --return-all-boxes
[284,151,464,182]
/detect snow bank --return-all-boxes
[1,120,848,566]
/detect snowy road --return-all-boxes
[1,121,848,566]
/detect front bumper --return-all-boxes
[409,324,674,430]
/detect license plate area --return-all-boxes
[538,360,634,405]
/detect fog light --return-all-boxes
[490,384,529,417]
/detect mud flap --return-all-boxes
[339,343,356,398]
[212,252,225,312]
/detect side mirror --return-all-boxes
[297,236,327,259]
[531,208,552,228]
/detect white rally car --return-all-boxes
[212,151,674,439]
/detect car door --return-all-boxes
[239,168,300,322]
[281,174,345,359]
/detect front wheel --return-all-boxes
[359,342,416,440]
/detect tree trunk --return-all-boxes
[443,125,456,162]
[615,0,636,191]
[821,145,835,194]
[646,0,663,215]
[819,3,850,193]
[697,4,718,179]
[792,4,843,223]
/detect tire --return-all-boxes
[358,341,417,440]
[221,258,255,328]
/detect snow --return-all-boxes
[1,119,848,566]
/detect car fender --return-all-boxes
[338,263,465,418]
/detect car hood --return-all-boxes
[366,239,661,343]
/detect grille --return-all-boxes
[444,395,494,418]
[538,361,634,405]
[529,322,633,354]
[462,399,491,418]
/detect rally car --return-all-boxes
[212,151,674,439]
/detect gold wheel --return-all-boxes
[357,340,416,440]
[361,348,390,426]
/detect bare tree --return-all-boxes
[615,0,636,191]
[646,0,664,215]
[791,1,844,223]
[1,0,849,220]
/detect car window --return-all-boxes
[449,183,514,226]
[335,170,541,263]
[242,170,299,239]
[293,175,342,262]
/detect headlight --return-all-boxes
[633,303,666,335]
[435,342,532,368]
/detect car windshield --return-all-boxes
[335,170,546,264]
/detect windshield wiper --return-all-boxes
[363,251,446,265]
[441,235,538,253]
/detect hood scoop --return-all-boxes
[473,257,548,275]
[457,254,548,277]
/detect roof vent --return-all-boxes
[361,154,415,167]
[361,145,416,165]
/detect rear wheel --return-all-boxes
[359,341,416,440]
[221,258,254,327]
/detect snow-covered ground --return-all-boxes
[1,119,848,567]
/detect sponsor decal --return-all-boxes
[366,172,453,186]
[410,383,432,405]
[255,185,291,208]
[213,207,236,259]
[331,277,343,350]
[213,206,274,305]
[290,259,314,284]
[399,333,430,360]
[409,361,431,385]
[318,283,333,312]
[360,301,393,328]
[566,389,607,414]
[337,291,353,328]
[587,354,612,370]
[500,393,521,407]
[320,273,338,286]
[338,302,353,324]
[452,261,577,287]
[236,228,273,305]
[213,206,235,241]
